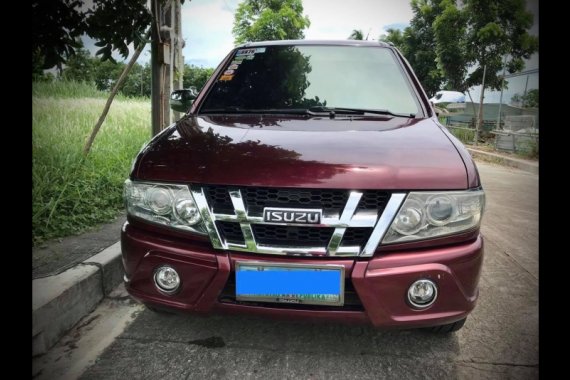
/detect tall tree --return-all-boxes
[348,29,364,40]
[62,46,95,83]
[378,1,445,97]
[405,0,446,97]
[232,0,311,44]
[511,89,538,108]
[434,0,538,141]
[379,28,405,51]
[32,0,151,70]
[183,65,215,92]
[32,0,87,72]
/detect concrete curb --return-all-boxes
[467,148,539,175]
[32,242,122,356]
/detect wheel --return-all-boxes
[424,318,466,333]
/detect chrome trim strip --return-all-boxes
[360,193,407,257]
[228,243,328,256]
[191,187,224,249]
[212,213,377,227]
[326,227,346,256]
[228,190,258,251]
[327,192,362,256]
[229,189,248,221]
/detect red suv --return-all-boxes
[122,40,485,332]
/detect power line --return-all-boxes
[503,68,539,79]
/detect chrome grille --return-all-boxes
[204,186,351,216]
[192,186,406,257]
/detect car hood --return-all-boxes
[134,115,468,189]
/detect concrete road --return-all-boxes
[72,161,538,379]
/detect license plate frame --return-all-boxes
[235,261,345,306]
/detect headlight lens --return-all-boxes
[382,190,485,244]
[124,179,206,234]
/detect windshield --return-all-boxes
[199,45,420,116]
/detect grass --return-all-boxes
[32,81,151,245]
[448,126,475,145]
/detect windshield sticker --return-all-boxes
[236,47,266,56]
[228,64,239,70]
[219,74,234,81]
[224,69,235,75]
[245,55,255,60]
[236,48,256,56]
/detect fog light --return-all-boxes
[154,265,180,294]
[407,279,437,308]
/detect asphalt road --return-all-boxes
[58,161,539,380]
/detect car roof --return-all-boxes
[236,39,392,48]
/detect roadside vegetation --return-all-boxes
[449,127,476,145]
[32,81,150,245]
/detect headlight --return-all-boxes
[382,190,484,244]
[124,179,206,234]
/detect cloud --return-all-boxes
[180,0,415,66]
[303,0,413,41]
[180,0,237,67]
[382,23,408,32]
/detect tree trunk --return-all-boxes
[83,30,151,155]
[466,90,477,118]
[475,65,487,146]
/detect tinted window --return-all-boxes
[200,45,420,115]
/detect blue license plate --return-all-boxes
[235,262,344,306]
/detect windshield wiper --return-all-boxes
[199,107,249,114]
[199,106,415,118]
[307,106,415,118]
[200,107,310,115]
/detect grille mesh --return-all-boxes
[203,185,389,216]
[340,228,374,247]
[252,224,334,247]
[357,192,391,213]
[216,221,245,244]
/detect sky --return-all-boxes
[179,0,414,68]
[81,0,538,103]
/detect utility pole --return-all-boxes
[151,0,164,136]
[151,0,183,136]
[172,0,184,121]
[475,64,486,146]
[496,55,507,130]
[523,74,530,99]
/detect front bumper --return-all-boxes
[122,222,483,328]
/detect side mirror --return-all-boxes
[170,88,198,112]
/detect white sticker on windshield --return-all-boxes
[236,47,266,56]
[236,48,256,56]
